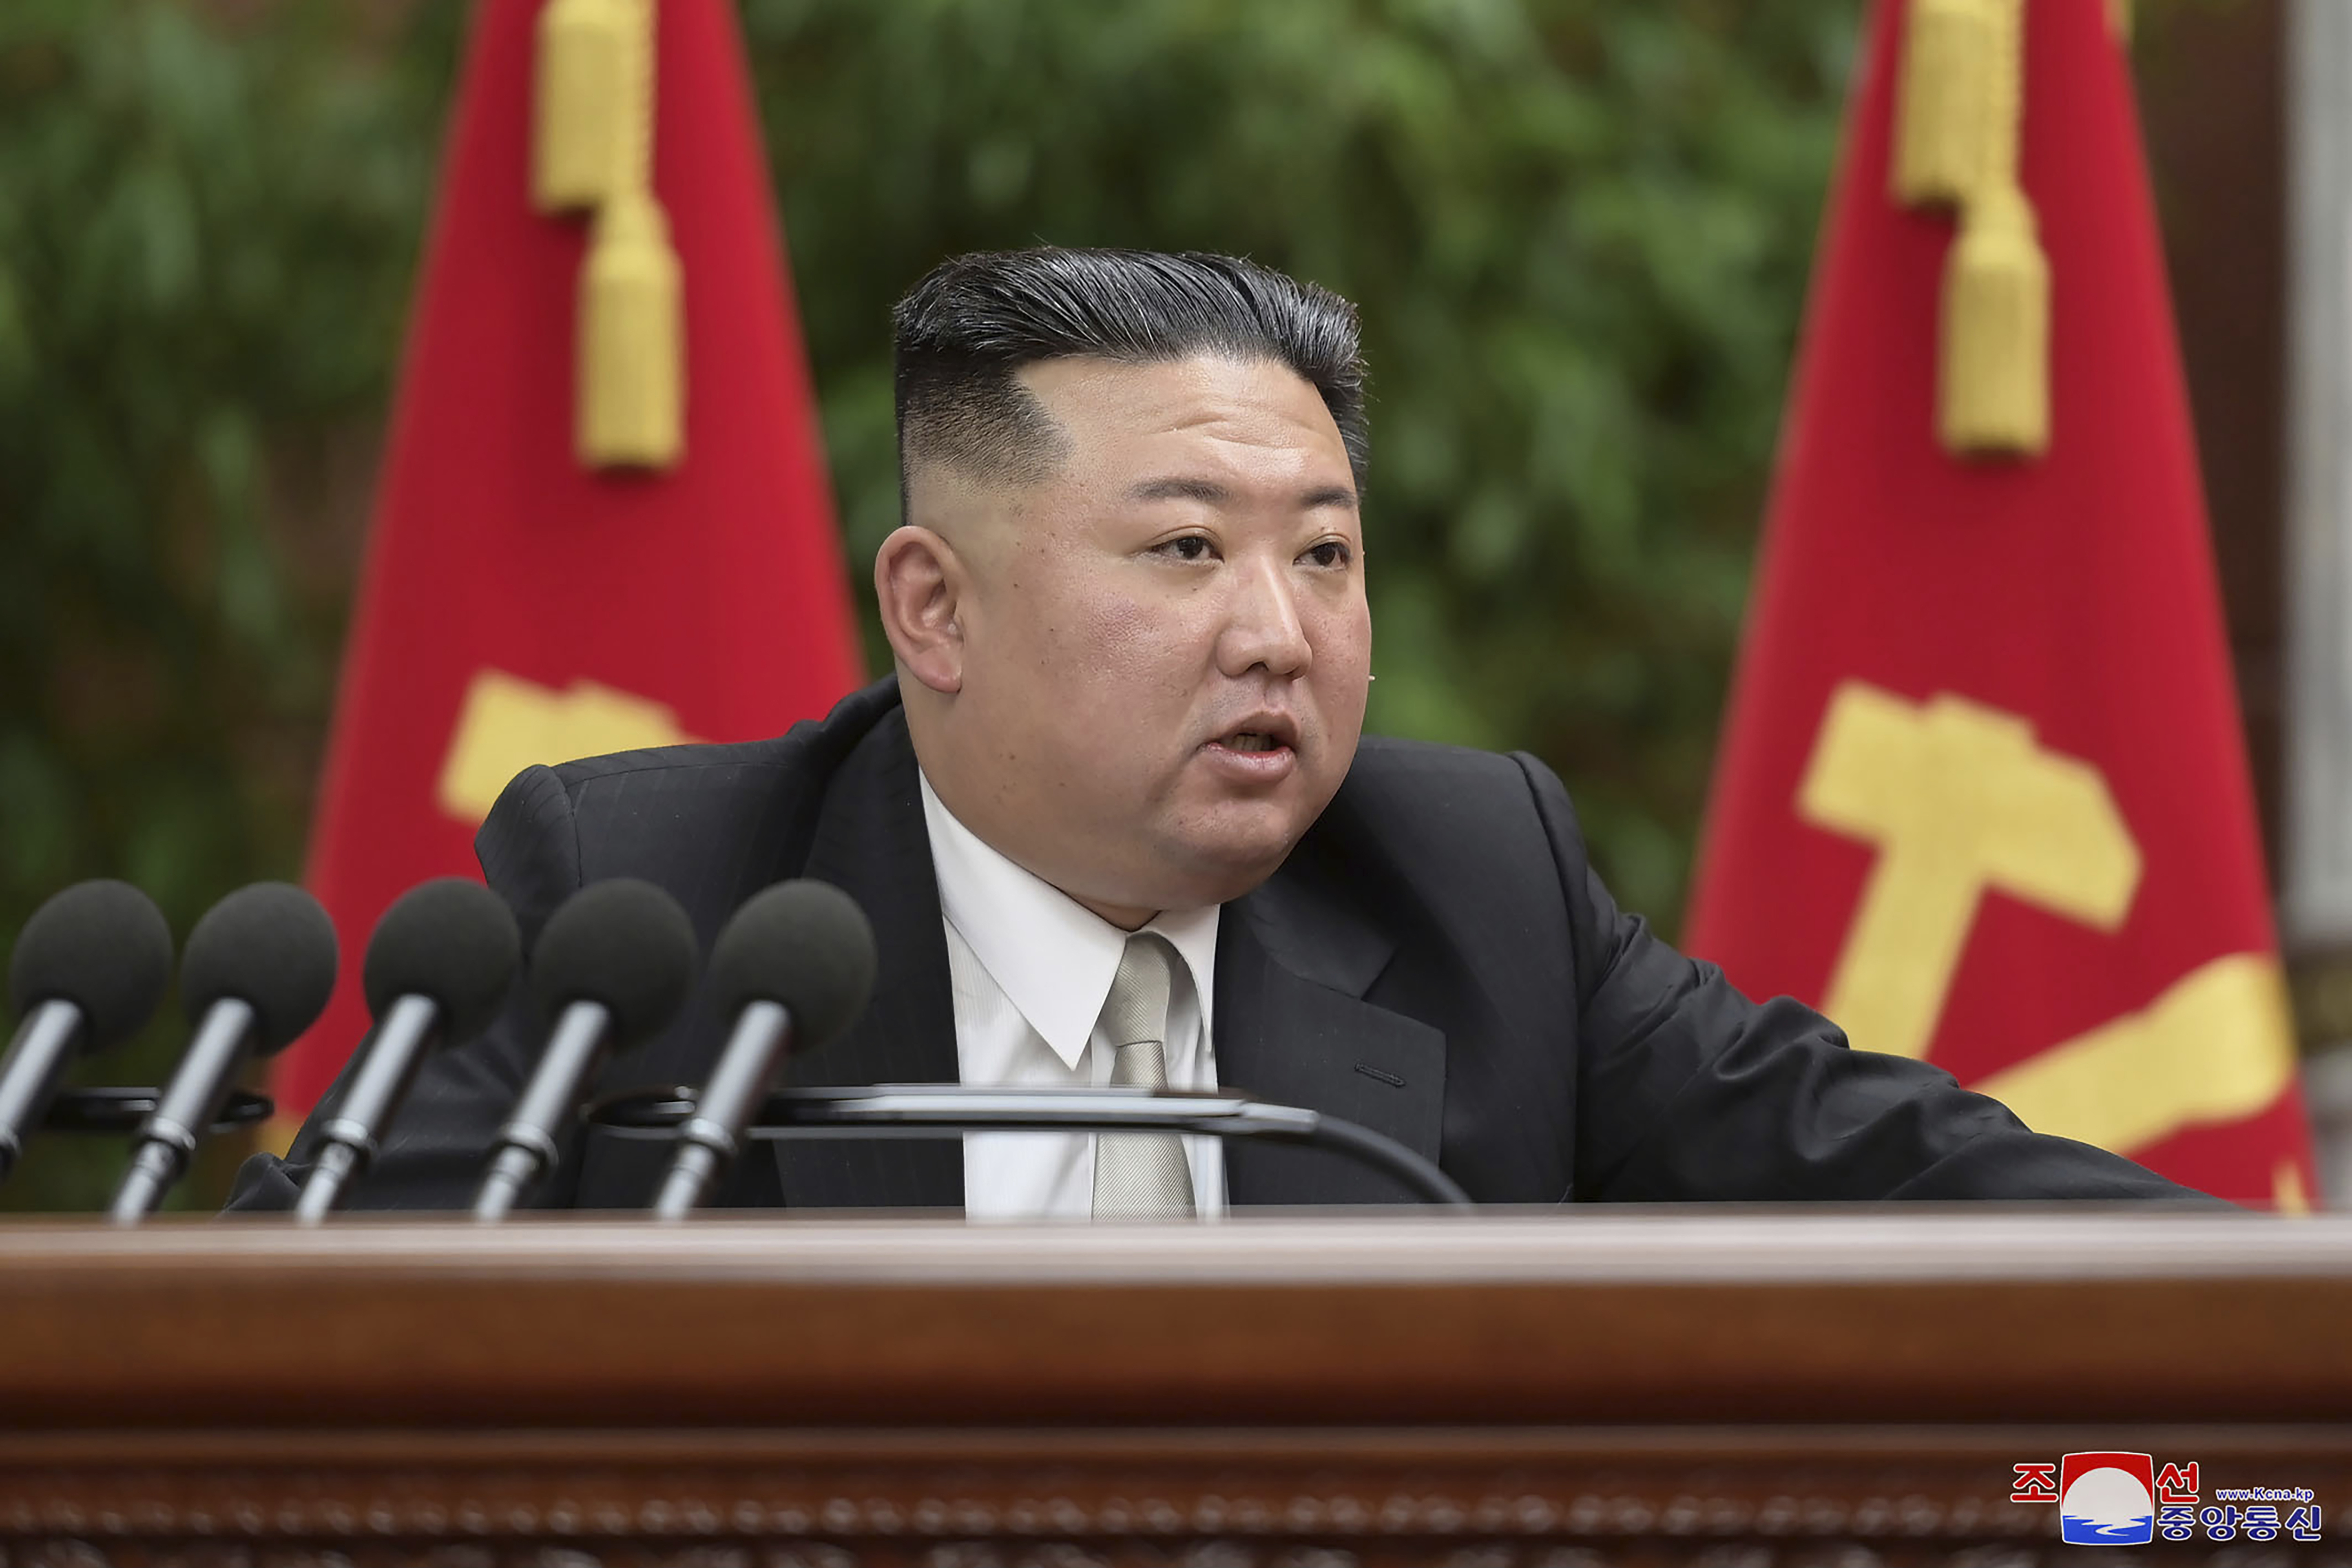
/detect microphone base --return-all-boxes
[473,1146,540,1223]
[108,1143,179,1226]
[294,1143,361,1225]
[652,1143,721,1222]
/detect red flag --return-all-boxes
[276,0,863,1120]
[1685,0,2313,1206]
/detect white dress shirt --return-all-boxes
[917,772,1225,1219]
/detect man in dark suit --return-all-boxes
[233,247,2198,1213]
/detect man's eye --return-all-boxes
[1156,536,1216,562]
[1303,541,1352,568]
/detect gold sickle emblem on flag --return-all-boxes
[1798,681,2296,1169]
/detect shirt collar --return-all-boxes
[918,770,1219,1070]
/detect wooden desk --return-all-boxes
[0,1210,2344,1565]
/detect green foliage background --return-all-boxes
[0,0,1858,1209]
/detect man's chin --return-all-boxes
[1154,810,1314,904]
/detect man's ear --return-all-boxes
[875,525,967,694]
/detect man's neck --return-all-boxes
[1070,893,1156,932]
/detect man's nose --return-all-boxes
[1216,557,1312,678]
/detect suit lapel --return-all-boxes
[1214,869,1446,1207]
[776,701,964,1211]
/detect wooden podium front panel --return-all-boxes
[0,1211,2344,1566]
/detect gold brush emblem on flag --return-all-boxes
[435,668,698,824]
[1798,680,2298,1182]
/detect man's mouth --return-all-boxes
[1201,717,1301,782]
[1210,715,1299,754]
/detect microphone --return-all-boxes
[0,881,174,1181]
[471,878,697,1221]
[652,879,874,1220]
[110,882,337,1223]
[293,879,520,1222]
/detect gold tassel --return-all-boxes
[531,0,634,214]
[579,187,683,468]
[1927,0,2047,459]
[1939,182,2049,454]
[1890,0,1997,208]
[535,0,683,470]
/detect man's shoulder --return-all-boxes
[1311,732,1582,878]
[1344,732,1538,788]
[474,678,906,914]
[541,677,904,806]
[539,732,802,805]
[1337,732,1560,824]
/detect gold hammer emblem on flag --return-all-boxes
[1799,681,2297,1186]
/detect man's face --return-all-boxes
[891,352,1371,925]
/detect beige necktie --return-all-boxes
[1091,933,1196,1219]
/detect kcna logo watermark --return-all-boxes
[2010,1454,2321,1545]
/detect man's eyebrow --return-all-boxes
[1129,476,1231,505]
[1128,476,1359,510]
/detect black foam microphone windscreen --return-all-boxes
[0,880,175,1179]
[706,879,876,1053]
[361,877,522,1042]
[528,877,698,1047]
[7,879,174,1051]
[178,881,340,1056]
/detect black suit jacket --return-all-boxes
[230,678,2199,1210]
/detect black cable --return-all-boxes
[588,1084,1475,1210]
[42,1087,273,1136]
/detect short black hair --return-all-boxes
[891,247,1368,503]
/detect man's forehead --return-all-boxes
[1015,353,1352,477]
